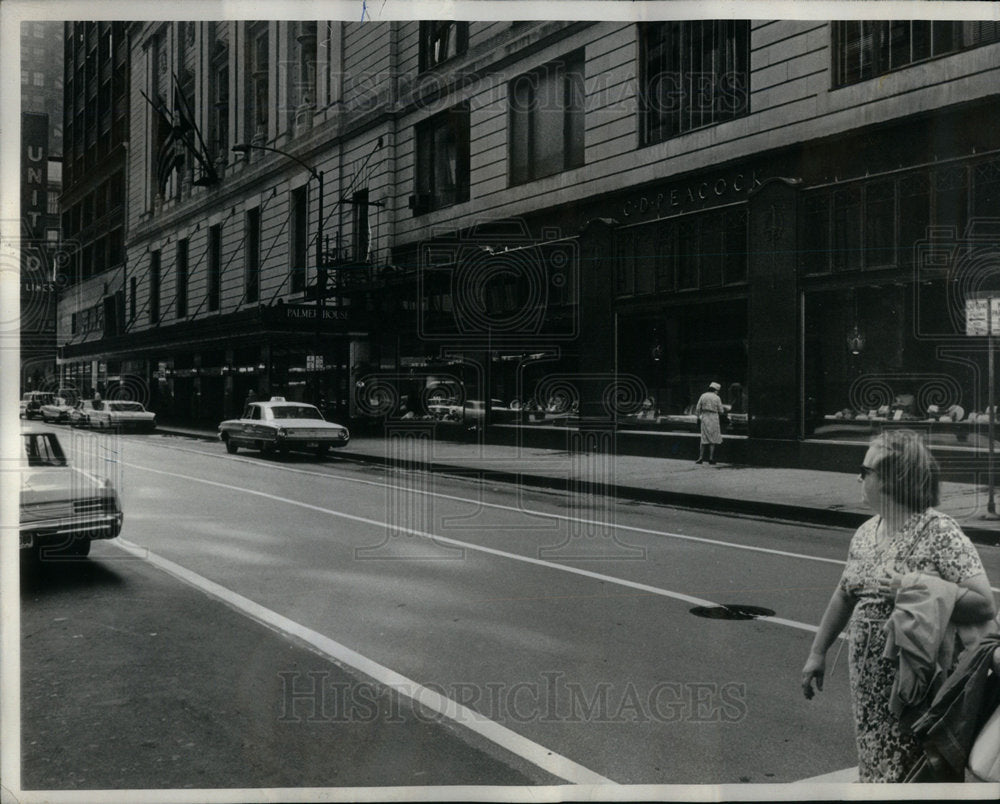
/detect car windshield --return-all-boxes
[270,405,323,420]
[108,402,145,412]
[22,433,67,467]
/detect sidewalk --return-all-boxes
[155,424,1000,547]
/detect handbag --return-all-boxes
[968,701,1000,782]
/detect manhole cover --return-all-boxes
[689,604,776,620]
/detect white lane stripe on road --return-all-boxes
[133,437,1000,595]
[791,766,857,784]
[130,440,851,567]
[124,461,830,636]
[112,537,614,787]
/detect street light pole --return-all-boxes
[232,143,325,408]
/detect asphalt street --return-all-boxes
[19,427,1000,791]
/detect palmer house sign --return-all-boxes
[621,169,764,219]
[263,302,348,328]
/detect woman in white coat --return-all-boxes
[695,381,724,464]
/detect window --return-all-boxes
[290,187,308,293]
[934,165,967,231]
[129,276,136,321]
[71,312,77,334]
[82,192,94,227]
[149,250,161,324]
[149,28,173,200]
[509,50,585,185]
[108,228,123,267]
[246,23,269,142]
[973,158,1000,219]
[832,188,861,272]
[208,224,221,311]
[616,208,748,296]
[82,243,93,280]
[210,22,229,163]
[108,171,124,211]
[899,172,930,267]
[834,21,1000,86]
[95,181,107,218]
[639,20,750,145]
[352,189,370,262]
[413,103,470,214]
[245,207,260,303]
[296,21,317,107]
[419,21,468,71]
[865,181,895,269]
[176,238,188,318]
[722,208,748,284]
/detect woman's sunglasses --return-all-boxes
[859,465,877,480]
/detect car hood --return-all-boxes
[20,466,112,504]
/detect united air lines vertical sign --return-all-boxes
[22,113,49,239]
[21,112,56,386]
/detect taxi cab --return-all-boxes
[218,397,350,457]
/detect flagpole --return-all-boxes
[171,73,219,185]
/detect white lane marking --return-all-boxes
[791,766,857,784]
[124,440,851,565]
[127,439,1000,594]
[123,462,829,635]
[111,537,613,787]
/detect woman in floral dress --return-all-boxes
[801,430,995,782]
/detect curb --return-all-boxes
[155,427,1000,548]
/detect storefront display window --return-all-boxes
[617,299,748,432]
[804,283,985,444]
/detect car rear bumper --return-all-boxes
[20,512,123,549]
[280,436,350,447]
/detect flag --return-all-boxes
[156,85,196,192]
[143,80,219,194]
[155,118,183,192]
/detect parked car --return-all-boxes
[428,398,509,422]
[218,396,350,457]
[20,391,55,420]
[39,396,77,423]
[67,401,89,428]
[19,426,123,560]
[71,399,157,431]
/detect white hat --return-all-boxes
[709,382,721,391]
